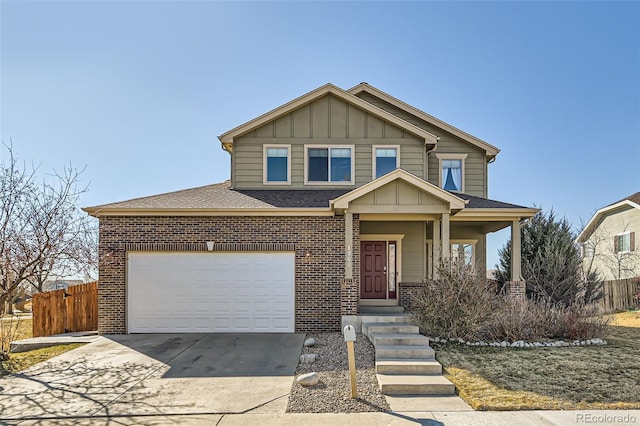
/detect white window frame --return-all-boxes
[304,144,355,185]
[263,144,292,185]
[435,153,468,193]
[616,232,631,254]
[372,145,400,179]
[451,239,477,267]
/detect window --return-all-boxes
[582,242,595,258]
[263,145,291,184]
[615,232,635,253]
[305,145,354,184]
[373,146,399,178]
[436,153,467,192]
[451,241,476,267]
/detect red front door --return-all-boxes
[361,241,387,299]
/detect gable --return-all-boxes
[577,199,640,243]
[247,94,420,141]
[218,84,438,151]
[351,179,449,212]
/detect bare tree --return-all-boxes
[0,144,96,315]
[585,223,640,281]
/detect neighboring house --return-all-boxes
[577,192,640,281]
[84,82,538,334]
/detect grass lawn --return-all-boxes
[434,310,640,410]
[0,317,85,378]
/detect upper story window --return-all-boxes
[263,145,291,185]
[373,146,399,179]
[436,153,467,192]
[305,145,354,185]
[615,232,635,254]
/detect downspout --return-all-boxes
[424,138,438,181]
[486,155,496,198]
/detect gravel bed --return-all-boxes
[287,332,390,413]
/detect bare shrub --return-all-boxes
[0,316,22,360]
[557,303,610,340]
[411,261,610,342]
[411,261,500,341]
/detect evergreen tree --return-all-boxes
[495,210,603,306]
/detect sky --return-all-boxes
[1,0,639,270]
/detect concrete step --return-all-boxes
[359,305,405,314]
[376,358,442,375]
[375,344,434,360]
[370,333,430,347]
[359,314,414,325]
[362,322,419,336]
[376,373,456,395]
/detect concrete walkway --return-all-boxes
[11,410,640,425]
[10,331,101,353]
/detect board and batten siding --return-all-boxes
[232,94,423,190]
[355,92,488,198]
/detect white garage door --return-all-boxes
[127,252,295,333]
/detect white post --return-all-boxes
[433,218,440,279]
[345,212,353,279]
[511,219,522,281]
[441,213,450,261]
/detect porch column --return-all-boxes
[433,218,440,279]
[511,219,522,281]
[441,213,450,260]
[509,219,526,300]
[345,212,353,279]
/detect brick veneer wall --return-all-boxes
[398,281,426,313]
[98,215,358,334]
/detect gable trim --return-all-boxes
[347,83,500,159]
[218,84,439,151]
[576,199,640,243]
[331,168,467,210]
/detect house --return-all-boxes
[84,82,538,334]
[577,192,640,280]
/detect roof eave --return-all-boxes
[84,207,334,218]
[576,200,640,243]
[347,82,500,158]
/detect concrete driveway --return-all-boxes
[0,333,305,423]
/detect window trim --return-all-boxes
[263,144,291,185]
[450,239,477,267]
[435,153,468,193]
[615,231,632,254]
[304,144,355,185]
[372,145,400,179]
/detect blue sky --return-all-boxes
[2,1,639,269]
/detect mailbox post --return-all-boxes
[343,325,357,398]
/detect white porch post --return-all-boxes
[433,218,440,279]
[441,213,450,261]
[345,212,353,279]
[511,219,522,281]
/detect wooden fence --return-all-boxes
[32,281,98,337]
[600,277,640,313]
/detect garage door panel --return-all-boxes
[128,252,295,333]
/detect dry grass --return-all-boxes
[608,310,640,328]
[0,344,85,377]
[1,317,83,377]
[434,311,640,410]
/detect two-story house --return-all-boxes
[577,192,640,280]
[85,83,537,334]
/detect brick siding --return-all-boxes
[98,215,360,334]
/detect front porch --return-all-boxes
[334,170,537,325]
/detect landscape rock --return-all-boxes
[500,341,508,347]
[304,338,316,347]
[296,372,319,386]
[300,353,318,363]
